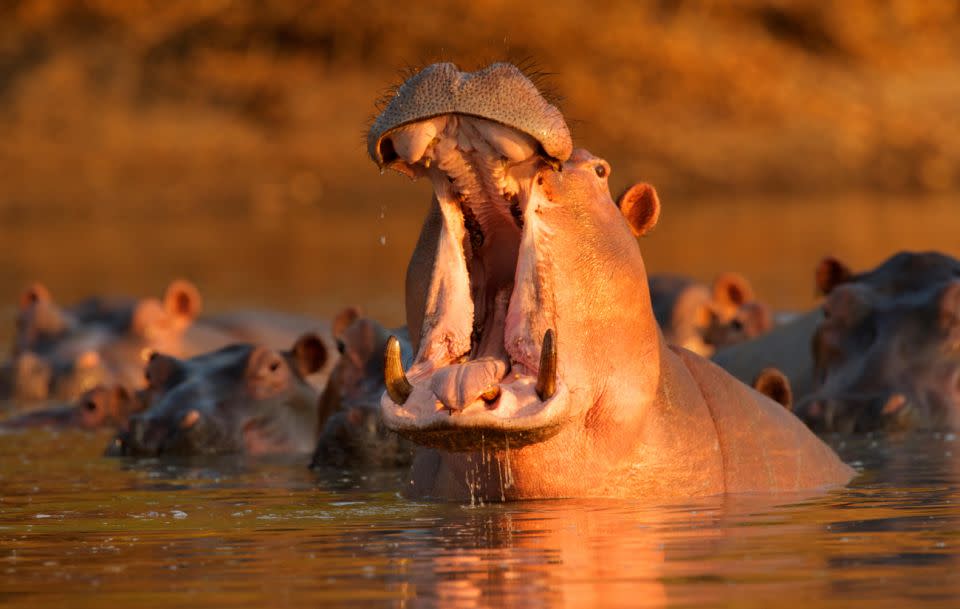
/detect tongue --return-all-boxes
[430,358,509,411]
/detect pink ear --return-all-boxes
[752,367,794,411]
[291,333,328,376]
[712,272,754,308]
[815,256,853,296]
[332,306,362,340]
[163,279,203,322]
[19,282,53,311]
[617,183,661,237]
[938,281,960,329]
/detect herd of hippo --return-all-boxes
[3,62,958,502]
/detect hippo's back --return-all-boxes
[674,346,853,493]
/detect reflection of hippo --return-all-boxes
[3,280,336,403]
[650,272,773,357]
[108,334,327,457]
[0,385,144,431]
[309,308,415,468]
[367,62,852,501]
[799,252,960,432]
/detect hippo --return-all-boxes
[649,272,773,357]
[108,333,327,457]
[711,250,960,432]
[366,62,852,501]
[309,308,415,468]
[3,280,337,403]
[0,384,144,431]
[797,251,960,432]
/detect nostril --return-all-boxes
[379,137,398,164]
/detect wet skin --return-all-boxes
[799,252,960,432]
[368,62,852,501]
[108,334,327,457]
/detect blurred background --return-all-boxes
[2,0,960,341]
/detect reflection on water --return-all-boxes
[0,429,957,608]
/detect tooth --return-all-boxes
[384,336,413,405]
[535,329,557,401]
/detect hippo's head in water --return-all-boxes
[370,62,641,451]
[800,251,960,432]
[108,334,327,457]
[0,384,144,431]
[368,63,850,500]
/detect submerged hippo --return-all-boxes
[367,62,852,501]
[310,308,415,468]
[799,251,960,432]
[108,333,327,457]
[649,272,773,356]
[3,280,337,403]
[0,385,144,431]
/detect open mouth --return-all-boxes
[375,114,571,450]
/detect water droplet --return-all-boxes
[379,235,387,246]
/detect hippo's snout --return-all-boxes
[368,62,572,170]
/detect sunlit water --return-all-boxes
[2,195,960,606]
[0,429,957,608]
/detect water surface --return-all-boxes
[1,430,957,608]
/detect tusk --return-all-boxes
[535,329,557,401]
[384,335,413,405]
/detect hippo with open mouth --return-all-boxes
[368,62,853,501]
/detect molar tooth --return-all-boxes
[535,329,557,401]
[385,336,414,405]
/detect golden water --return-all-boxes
[0,430,958,608]
[2,195,960,607]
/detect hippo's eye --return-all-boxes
[83,399,97,412]
[268,360,281,372]
[730,319,744,332]
[594,164,607,178]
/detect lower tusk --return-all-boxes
[535,329,557,401]
[384,335,413,405]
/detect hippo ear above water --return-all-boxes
[938,280,960,330]
[713,272,754,309]
[291,333,328,377]
[163,279,203,323]
[752,367,794,411]
[815,256,854,296]
[18,282,54,311]
[331,307,362,340]
[617,182,661,237]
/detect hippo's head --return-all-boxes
[799,251,960,432]
[13,283,77,356]
[649,272,771,356]
[319,308,406,415]
[369,63,666,451]
[109,334,327,457]
[0,384,143,431]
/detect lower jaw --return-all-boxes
[390,420,565,452]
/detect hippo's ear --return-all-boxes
[815,256,853,296]
[144,352,182,389]
[713,272,754,309]
[332,307,362,340]
[617,183,661,237]
[938,281,960,329]
[18,282,53,311]
[752,367,794,411]
[163,279,203,323]
[291,333,328,377]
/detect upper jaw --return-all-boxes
[377,114,571,448]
